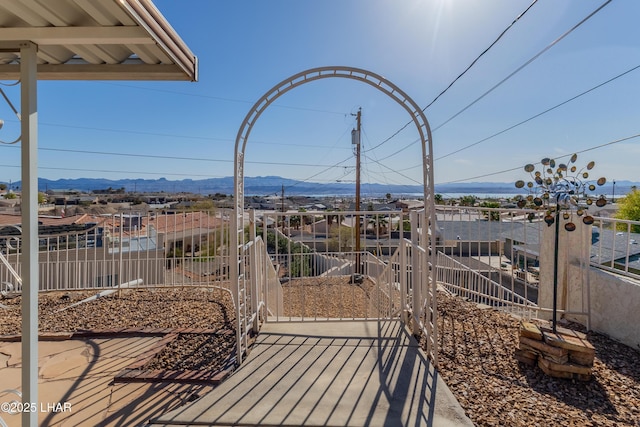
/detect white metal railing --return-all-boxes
[245,209,438,362]
[373,242,406,320]
[435,205,543,307]
[232,209,423,364]
[0,251,21,294]
[370,230,438,364]
[436,252,539,318]
[234,233,271,365]
[435,205,640,285]
[591,215,640,280]
[258,210,409,322]
[2,207,638,298]
[0,210,232,293]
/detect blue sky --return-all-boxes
[1,0,639,192]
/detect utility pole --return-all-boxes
[281,184,285,228]
[352,108,362,272]
[612,180,616,203]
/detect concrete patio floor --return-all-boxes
[149,320,473,427]
[0,337,214,427]
[0,320,473,426]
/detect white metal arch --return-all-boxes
[232,66,438,364]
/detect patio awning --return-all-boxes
[0,2,197,424]
[0,0,197,81]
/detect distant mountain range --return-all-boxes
[2,176,636,198]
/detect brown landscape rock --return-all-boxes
[2,284,639,426]
[435,289,640,426]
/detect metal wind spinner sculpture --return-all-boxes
[515,153,607,333]
[515,153,608,230]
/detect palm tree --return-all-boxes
[369,214,389,237]
[289,215,301,230]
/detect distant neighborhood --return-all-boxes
[0,181,623,219]
[1,187,388,216]
[0,175,633,200]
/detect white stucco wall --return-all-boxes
[579,267,640,351]
[538,215,640,351]
[538,215,591,320]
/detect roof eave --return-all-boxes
[118,0,198,82]
[0,63,195,81]
[0,0,197,82]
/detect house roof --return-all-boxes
[437,220,541,242]
[0,212,100,227]
[440,218,640,271]
[0,0,197,81]
[0,213,107,236]
[148,211,222,234]
[591,227,640,268]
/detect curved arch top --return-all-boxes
[233,66,435,220]
[234,66,431,158]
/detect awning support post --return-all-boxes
[20,40,39,427]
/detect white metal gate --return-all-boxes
[231,66,437,366]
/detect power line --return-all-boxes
[100,82,348,116]
[0,2,619,189]
[432,0,613,133]
[360,124,388,187]
[362,153,422,186]
[424,0,540,113]
[435,62,640,160]
[0,118,351,150]
[0,144,352,169]
[364,0,540,154]
[389,61,640,171]
[278,156,355,194]
[368,0,613,162]
[438,132,640,184]
[259,118,359,196]
[0,163,225,178]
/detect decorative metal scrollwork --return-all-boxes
[515,153,607,230]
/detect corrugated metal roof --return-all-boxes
[0,0,197,81]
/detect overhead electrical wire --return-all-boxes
[423,0,540,112]
[0,144,350,169]
[180,0,616,192]
[432,0,613,134]
[6,55,631,190]
[101,82,348,116]
[383,61,640,172]
[275,155,355,194]
[368,0,613,164]
[439,132,640,184]
[363,152,421,186]
[279,0,618,193]
[360,125,392,188]
[364,0,540,154]
[3,133,634,184]
[435,63,640,160]
[271,117,360,196]
[0,163,225,178]
[0,119,352,150]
